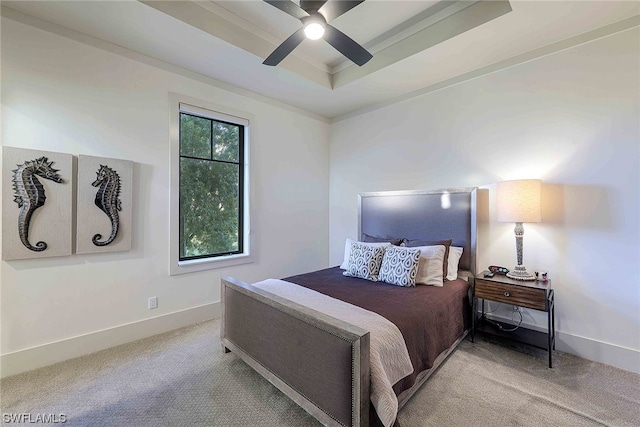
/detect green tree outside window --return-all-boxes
[179,113,243,260]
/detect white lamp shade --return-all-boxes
[497,179,542,223]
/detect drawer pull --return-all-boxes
[504,292,510,297]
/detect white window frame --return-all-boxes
[169,93,253,275]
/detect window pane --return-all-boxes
[180,114,211,159]
[212,122,240,162]
[180,158,240,258]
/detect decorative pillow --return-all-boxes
[340,238,390,269]
[411,245,446,286]
[378,246,422,287]
[447,246,464,281]
[342,241,386,281]
[403,238,452,279]
[361,233,404,246]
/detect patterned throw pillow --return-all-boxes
[343,241,386,281]
[340,238,390,270]
[378,246,422,287]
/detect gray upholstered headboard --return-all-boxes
[358,188,477,274]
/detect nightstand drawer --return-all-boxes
[475,279,547,310]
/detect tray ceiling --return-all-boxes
[2,1,639,120]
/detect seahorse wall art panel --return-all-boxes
[76,155,133,254]
[2,147,73,260]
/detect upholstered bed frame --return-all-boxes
[221,188,477,427]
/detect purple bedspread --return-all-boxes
[283,266,471,395]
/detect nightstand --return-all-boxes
[472,273,555,368]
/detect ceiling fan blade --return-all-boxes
[263,28,306,66]
[323,24,372,66]
[318,1,364,22]
[263,0,309,20]
[300,0,328,14]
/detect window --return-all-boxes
[170,96,251,275]
[179,111,243,260]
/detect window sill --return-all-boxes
[170,253,254,276]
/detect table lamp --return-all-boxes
[497,179,541,281]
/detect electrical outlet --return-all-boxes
[148,296,158,310]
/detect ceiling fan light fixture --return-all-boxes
[302,14,326,40]
[304,22,325,40]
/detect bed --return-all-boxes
[221,188,477,427]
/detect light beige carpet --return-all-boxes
[1,318,638,427]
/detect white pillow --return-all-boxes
[447,246,464,281]
[412,245,446,286]
[340,238,391,269]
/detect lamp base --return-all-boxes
[506,265,536,281]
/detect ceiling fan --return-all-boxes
[263,0,373,67]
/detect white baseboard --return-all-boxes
[0,302,220,378]
[483,313,640,374]
[556,331,640,374]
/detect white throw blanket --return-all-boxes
[252,279,414,427]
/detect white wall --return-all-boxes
[1,18,329,376]
[330,29,640,373]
